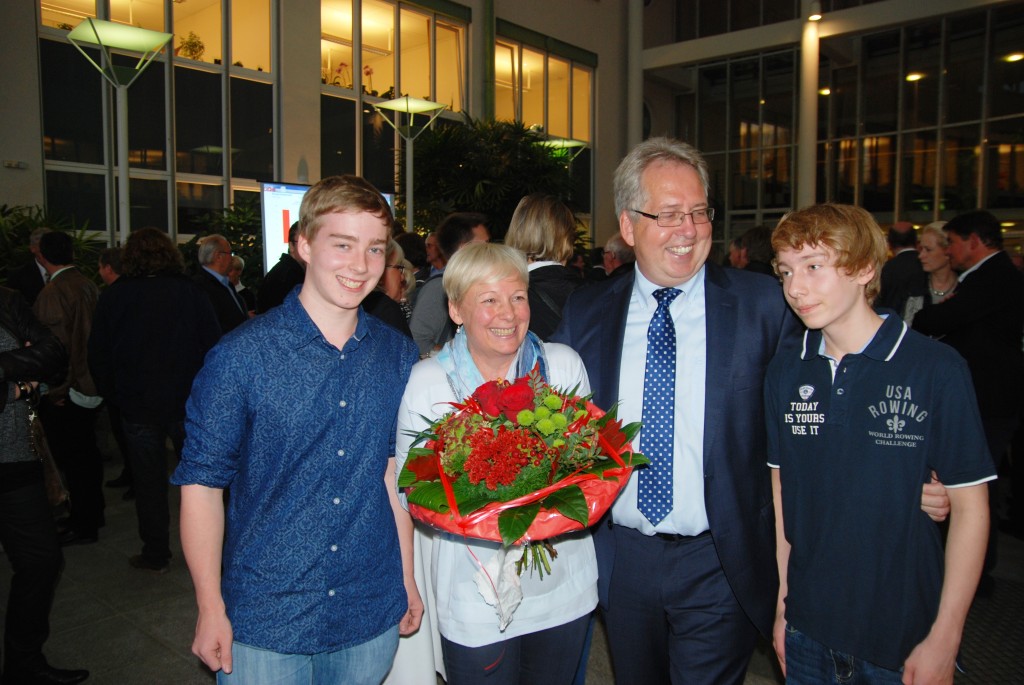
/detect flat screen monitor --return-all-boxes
[259,182,310,273]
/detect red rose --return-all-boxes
[499,379,535,415]
[473,380,504,417]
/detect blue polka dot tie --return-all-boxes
[639,287,681,525]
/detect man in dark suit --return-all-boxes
[7,227,51,306]
[913,209,1024,589]
[875,221,925,316]
[193,234,247,336]
[257,222,306,314]
[553,138,799,684]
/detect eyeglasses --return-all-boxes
[385,264,407,273]
[630,207,714,227]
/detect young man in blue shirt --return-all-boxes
[766,203,994,684]
[173,176,421,684]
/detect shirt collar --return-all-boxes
[203,265,231,288]
[527,260,561,271]
[280,288,371,348]
[49,265,75,280]
[957,250,1000,282]
[633,263,706,309]
[801,312,908,362]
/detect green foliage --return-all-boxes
[405,117,576,240]
[0,205,105,286]
[178,195,265,290]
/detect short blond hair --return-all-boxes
[443,242,528,305]
[505,194,577,264]
[772,203,888,303]
[299,175,393,242]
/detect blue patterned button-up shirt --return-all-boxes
[172,289,418,654]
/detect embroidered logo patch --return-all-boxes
[799,385,814,400]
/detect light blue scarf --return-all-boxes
[435,327,549,398]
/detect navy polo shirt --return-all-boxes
[765,313,995,670]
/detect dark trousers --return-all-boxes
[39,400,104,535]
[604,525,758,685]
[106,403,132,483]
[440,613,591,685]
[0,471,64,674]
[122,418,183,564]
[982,417,1017,576]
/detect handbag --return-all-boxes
[29,408,69,507]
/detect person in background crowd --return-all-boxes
[875,221,925,316]
[33,231,105,547]
[257,222,306,314]
[7,227,52,306]
[228,255,256,317]
[89,227,221,574]
[1,286,89,685]
[602,234,635,280]
[193,234,247,335]
[901,221,953,324]
[505,193,583,341]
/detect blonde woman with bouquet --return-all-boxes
[388,243,598,685]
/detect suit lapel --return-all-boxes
[702,263,738,476]
[596,272,634,410]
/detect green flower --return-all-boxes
[516,409,535,426]
[553,438,566,448]
[543,394,563,411]
[535,406,551,420]
[536,418,556,435]
[551,413,568,428]
[573,409,587,421]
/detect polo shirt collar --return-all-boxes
[800,312,908,363]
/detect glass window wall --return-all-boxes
[174,0,222,65]
[233,0,271,72]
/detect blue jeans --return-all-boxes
[219,627,399,685]
[784,624,903,684]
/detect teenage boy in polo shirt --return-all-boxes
[766,203,994,684]
[173,175,421,684]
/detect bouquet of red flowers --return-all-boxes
[398,365,647,575]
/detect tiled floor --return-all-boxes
[3,428,1022,684]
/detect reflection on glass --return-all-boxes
[322,0,354,87]
[400,8,430,100]
[945,11,984,124]
[40,0,96,30]
[41,40,103,164]
[729,59,758,150]
[816,142,828,204]
[572,66,591,142]
[941,125,979,213]
[363,107,396,195]
[110,0,164,32]
[437,21,464,112]
[989,6,1024,119]
[115,54,166,171]
[698,64,727,152]
[233,0,271,73]
[548,57,570,138]
[175,67,223,175]
[129,178,169,231]
[731,150,758,210]
[900,131,938,217]
[321,95,357,178]
[173,0,222,64]
[902,23,939,130]
[831,65,858,138]
[862,31,899,134]
[521,48,545,130]
[177,182,224,236]
[860,135,896,211]
[45,170,106,232]
[362,0,395,98]
[763,146,792,208]
[230,77,273,181]
[495,40,518,122]
[834,138,857,204]
[986,117,1024,208]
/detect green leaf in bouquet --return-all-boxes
[498,503,540,547]
[455,494,496,515]
[624,450,649,468]
[398,449,438,487]
[406,481,450,513]
[541,485,589,528]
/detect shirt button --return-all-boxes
[837,388,845,395]
[340,354,346,360]
[339,400,347,408]
[328,589,336,597]
[333,497,341,504]
[337,449,345,457]
[330,544,338,552]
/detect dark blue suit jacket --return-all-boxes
[552,261,800,637]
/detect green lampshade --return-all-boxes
[373,96,447,115]
[68,18,172,88]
